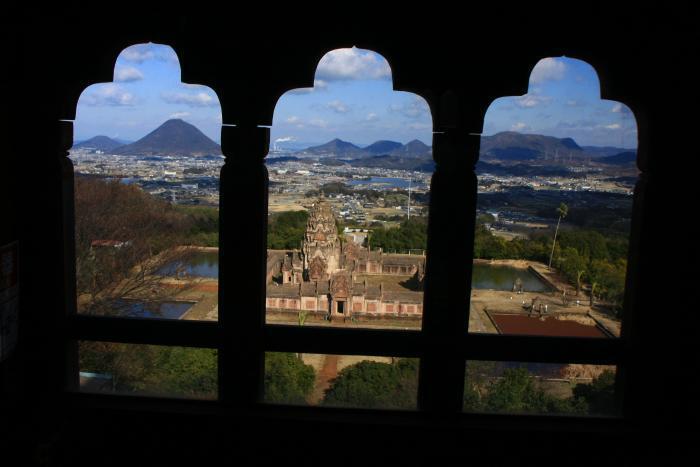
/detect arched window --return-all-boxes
[56,41,637,419]
[263,47,430,407]
[464,56,637,415]
[69,43,222,398]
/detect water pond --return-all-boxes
[112,299,195,319]
[471,263,549,292]
[157,251,219,279]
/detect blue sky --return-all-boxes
[484,57,637,149]
[74,43,222,143]
[74,44,636,149]
[271,47,431,147]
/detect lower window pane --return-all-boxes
[464,360,618,416]
[468,263,620,338]
[264,352,418,410]
[78,341,218,400]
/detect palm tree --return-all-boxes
[548,202,568,270]
[576,269,585,296]
[589,281,598,307]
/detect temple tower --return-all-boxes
[303,198,341,280]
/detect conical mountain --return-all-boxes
[72,135,123,152]
[390,139,431,157]
[114,119,221,156]
[300,138,365,157]
[364,140,403,155]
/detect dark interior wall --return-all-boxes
[1,4,698,465]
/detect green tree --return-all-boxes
[148,347,218,398]
[367,217,427,252]
[588,259,627,312]
[463,360,500,411]
[572,370,617,415]
[464,364,588,415]
[79,342,218,398]
[176,205,220,247]
[557,246,587,294]
[476,212,496,225]
[264,353,315,405]
[322,359,418,409]
[267,211,309,249]
[484,367,550,413]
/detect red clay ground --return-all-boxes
[490,313,608,338]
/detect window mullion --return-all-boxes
[418,129,479,413]
[219,124,270,408]
[60,119,80,394]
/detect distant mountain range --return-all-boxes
[72,122,635,169]
[296,132,635,172]
[72,135,125,152]
[299,138,432,159]
[598,151,637,165]
[300,133,634,163]
[580,145,634,157]
[480,132,634,163]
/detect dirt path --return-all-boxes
[309,354,339,404]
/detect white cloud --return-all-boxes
[285,116,301,124]
[326,100,350,113]
[120,45,156,63]
[511,122,531,131]
[182,83,208,90]
[407,123,432,130]
[286,79,329,95]
[161,47,180,64]
[169,112,190,119]
[515,94,552,108]
[316,47,392,81]
[309,119,328,128]
[275,136,296,143]
[389,96,430,119]
[555,120,597,131]
[161,91,219,107]
[114,66,144,82]
[119,43,179,65]
[605,123,622,130]
[366,112,378,121]
[611,103,622,113]
[286,88,312,96]
[81,84,137,106]
[529,57,567,84]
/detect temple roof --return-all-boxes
[381,254,425,266]
[316,281,331,295]
[281,252,302,271]
[300,282,317,296]
[383,290,423,304]
[266,250,286,276]
[266,284,300,298]
[358,249,383,262]
[364,285,382,299]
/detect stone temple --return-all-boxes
[266,198,425,320]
